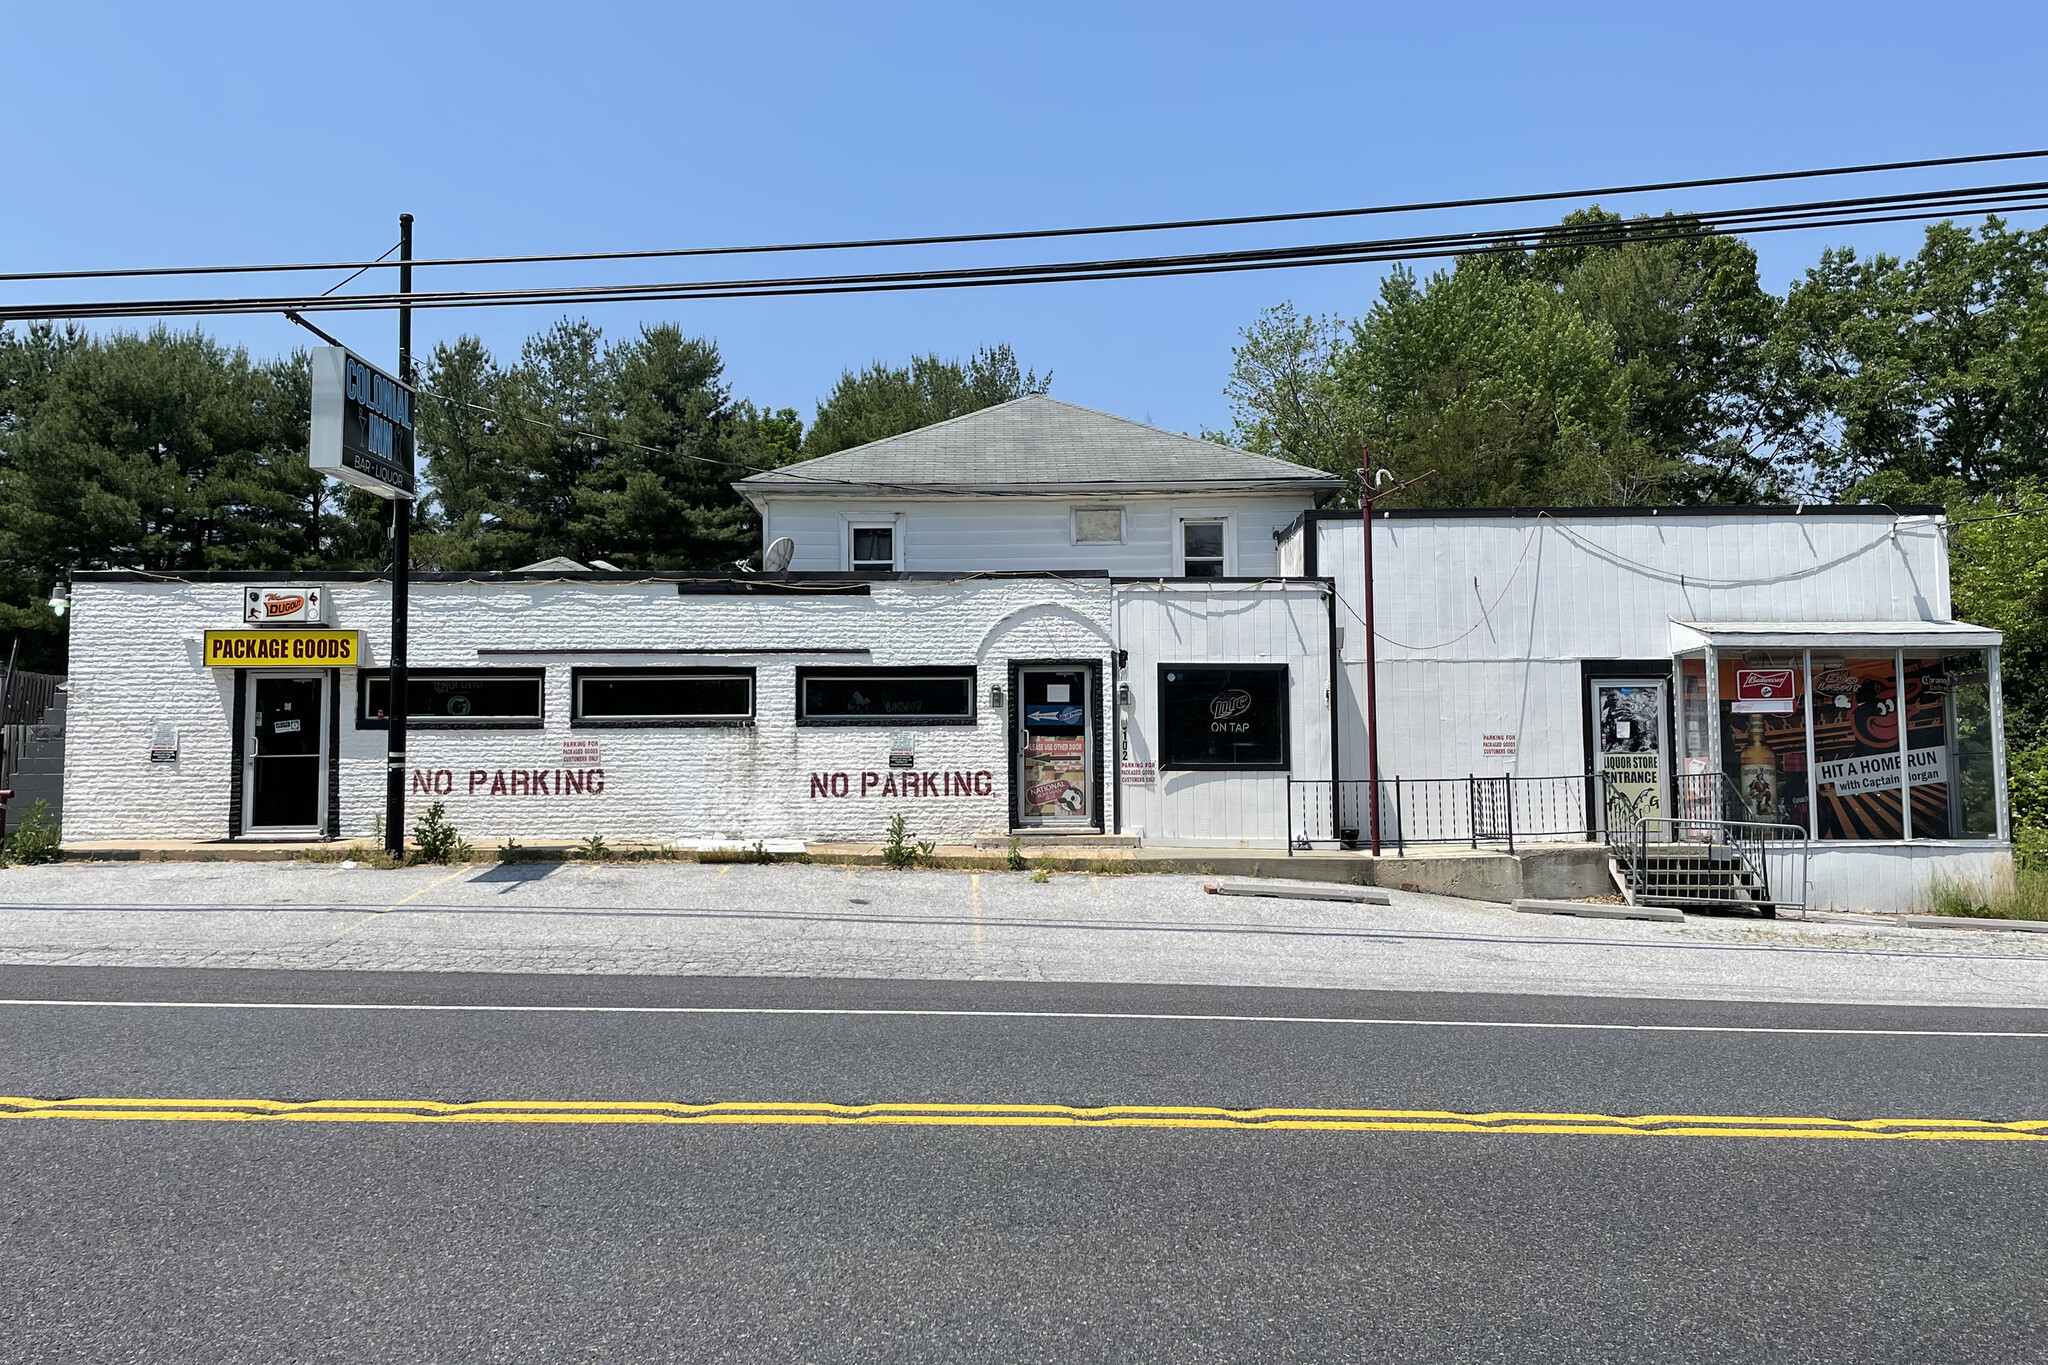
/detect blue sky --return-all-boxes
[8,1,2047,437]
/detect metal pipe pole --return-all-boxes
[1362,451,1381,855]
[383,212,413,858]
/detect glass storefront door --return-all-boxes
[1589,678,1668,834]
[247,673,326,832]
[1016,667,1093,826]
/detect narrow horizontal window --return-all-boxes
[359,670,544,728]
[1158,664,1288,769]
[576,672,754,722]
[798,668,976,724]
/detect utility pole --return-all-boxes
[384,212,413,857]
[1359,451,1433,857]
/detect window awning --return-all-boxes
[1670,620,2002,653]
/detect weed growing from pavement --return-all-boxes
[882,814,936,869]
[1006,838,1026,872]
[1030,867,1052,884]
[2,799,62,865]
[410,803,472,865]
[576,833,613,862]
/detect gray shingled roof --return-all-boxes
[735,395,1342,498]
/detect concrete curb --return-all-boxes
[1207,880,1391,904]
[1514,898,1686,923]
[1902,915,2048,934]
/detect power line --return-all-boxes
[9,184,2048,324]
[4,146,2047,286]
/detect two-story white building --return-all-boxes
[61,394,2015,910]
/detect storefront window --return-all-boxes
[574,670,753,724]
[1158,665,1289,769]
[1914,652,1999,839]
[359,670,544,728]
[797,669,976,724]
[1808,655,1908,840]
[1715,655,1810,831]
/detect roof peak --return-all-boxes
[738,394,1339,496]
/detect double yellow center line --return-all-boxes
[3,1096,2044,1140]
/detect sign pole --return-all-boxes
[384,213,413,858]
[1357,455,1434,858]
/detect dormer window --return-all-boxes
[850,524,895,573]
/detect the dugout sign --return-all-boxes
[310,346,416,499]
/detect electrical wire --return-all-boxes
[9,184,2048,323]
[6,146,2046,285]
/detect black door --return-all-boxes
[250,676,323,829]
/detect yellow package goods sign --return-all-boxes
[203,629,360,668]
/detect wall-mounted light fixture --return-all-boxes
[988,683,1005,713]
[47,581,68,619]
[1117,682,1132,709]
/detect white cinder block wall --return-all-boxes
[69,572,1335,848]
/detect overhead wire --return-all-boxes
[5,146,2047,285]
[9,181,2048,323]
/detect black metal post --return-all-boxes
[383,212,413,858]
[1505,773,1515,854]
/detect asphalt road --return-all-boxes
[3,965,2045,1363]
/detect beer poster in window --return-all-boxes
[1022,733,1087,819]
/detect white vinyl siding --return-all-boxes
[761,495,1309,576]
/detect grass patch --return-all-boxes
[1930,865,2048,921]
[298,843,402,869]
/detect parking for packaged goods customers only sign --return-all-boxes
[204,629,359,667]
[310,346,416,499]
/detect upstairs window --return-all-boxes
[1181,520,1227,577]
[850,525,895,573]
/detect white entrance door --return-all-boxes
[1590,678,1668,836]
[245,672,328,835]
[1016,667,1093,827]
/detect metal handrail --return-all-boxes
[1620,814,1811,917]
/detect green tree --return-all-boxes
[415,319,791,570]
[0,324,383,669]
[1769,217,2048,500]
[1220,210,1782,506]
[799,343,1048,459]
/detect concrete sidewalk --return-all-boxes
[2,861,2044,1008]
[57,837,1614,902]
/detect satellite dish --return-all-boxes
[763,537,795,573]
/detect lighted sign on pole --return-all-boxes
[310,347,416,499]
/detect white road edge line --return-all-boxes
[0,999,2044,1039]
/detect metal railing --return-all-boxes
[1287,775,1595,854]
[1612,814,1811,916]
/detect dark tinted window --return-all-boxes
[800,672,974,721]
[852,526,894,570]
[1159,665,1288,768]
[363,672,542,724]
[579,673,752,720]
